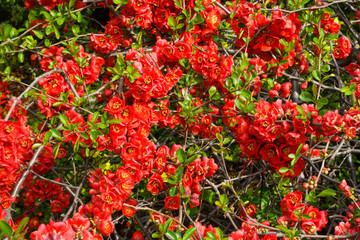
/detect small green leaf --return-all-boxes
[18,52,24,63]
[165,230,177,240]
[80,132,89,140]
[276,225,290,235]
[317,189,336,197]
[14,217,29,237]
[53,25,60,39]
[32,143,42,149]
[194,14,204,24]
[50,129,61,139]
[296,105,304,115]
[163,218,172,232]
[53,144,61,159]
[312,70,321,81]
[176,149,186,164]
[279,167,289,173]
[175,166,184,181]
[152,232,162,238]
[45,25,53,35]
[4,24,12,38]
[220,194,228,205]
[169,186,178,196]
[0,220,13,237]
[299,91,314,102]
[59,114,69,127]
[183,227,197,240]
[206,231,217,240]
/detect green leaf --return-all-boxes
[43,131,52,143]
[4,66,11,76]
[53,25,60,39]
[176,149,186,164]
[279,38,288,47]
[276,225,290,235]
[57,17,65,25]
[167,16,176,29]
[18,52,24,63]
[69,0,75,8]
[59,114,69,127]
[76,12,83,22]
[108,119,122,124]
[32,143,42,149]
[152,232,162,238]
[234,99,244,112]
[299,92,314,102]
[175,166,184,181]
[312,70,321,81]
[183,227,197,240]
[50,129,61,139]
[317,189,336,197]
[164,218,172,232]
[4,24,12,38]
[80,132,89,140]
[246,102,255,113]
[215,228,224,239]
[186,155,199,165]
[316,98,328,109]
[14,217,29,237]
[220,194,228,204]
[279,167,289,173]
[209,86,220,100]
[165,230,177,240]
[296,105,304,115]
[306,190,317,203]
[194,14,204,24]
[0,220,13,237]
[288,154,295,159]
[169,186,178,196]
[53,144,61,159]
[206,231,217,240]
[45,25,53,35]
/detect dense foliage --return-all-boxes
[0,0,360,239]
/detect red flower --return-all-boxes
[132,231,144,240]
[105,96,125,115]
[123,199,137,217]
[260,144,280,165]
[147,173,165,195]
[69,213,91,232]
[206,10,221,30]
[302,205,328,232]
[164,195,180,210]
[302,221,317,235]
[98,220,114,236]
[239,203,257,219]
[281,82,292,98]
[254,34,280,52]
[51,200,65,214]
[281,191,304,218]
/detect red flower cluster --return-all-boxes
[37,46,104,118]
[229,3,303,75]
[183,156,218,208]
[339,180,353,198]
[280,191,328,235]
[22,178,70,213]
[0,119,33,209]
[317,13,341,34]
[223,98,360,176]
[333,37,352,59]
